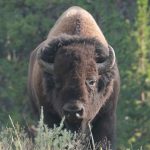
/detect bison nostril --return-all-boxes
[74,108,84,118]
[63,103,84,119]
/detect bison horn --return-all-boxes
[38,59,54,74]
[97,45,115,74]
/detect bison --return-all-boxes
[28,6,120,149]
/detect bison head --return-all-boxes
[37,34,115,132]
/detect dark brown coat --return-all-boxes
[28,6,120,149]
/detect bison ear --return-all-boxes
[36,39,59,74]
[96,45,116,74]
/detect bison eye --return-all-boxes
[86,78,97,89]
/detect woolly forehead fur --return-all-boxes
[47,6,108,48]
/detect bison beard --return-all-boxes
[28,6,120,150]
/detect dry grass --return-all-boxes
[0,109,92,150]
[0,109,142,150]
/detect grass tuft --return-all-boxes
[0,109,91,150]
[0,109,142,150]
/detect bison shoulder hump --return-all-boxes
[48,6,108,47]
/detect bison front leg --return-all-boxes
[92,113,116,150]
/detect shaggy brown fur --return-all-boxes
[28,6,120,149]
